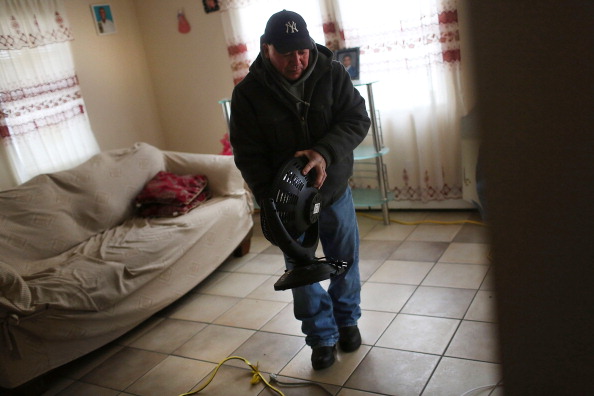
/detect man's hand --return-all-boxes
[294,149,327,189]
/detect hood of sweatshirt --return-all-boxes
[249,39,334,113]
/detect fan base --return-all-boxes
[274,261,347,291]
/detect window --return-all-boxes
[0,0,99,185]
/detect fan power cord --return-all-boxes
[460,378,504,396]
[269,373,334,395]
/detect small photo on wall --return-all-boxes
[203,0,220,13]
[91,4,116,35]
[335,48,360,81]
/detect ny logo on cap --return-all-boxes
[285,20,299,34]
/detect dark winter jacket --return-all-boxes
[229,43,370,207]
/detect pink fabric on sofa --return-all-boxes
[135,171,211,217]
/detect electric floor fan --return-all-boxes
[260,157,348,290]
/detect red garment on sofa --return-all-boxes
[135,171,211,217]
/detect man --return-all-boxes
[97,7,115,34]
[341,54,358,79]
[229,10,370,370]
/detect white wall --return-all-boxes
[66,0,235,155]
[134,0,235,154]
[64,0,164,151]
[67,0,235,155]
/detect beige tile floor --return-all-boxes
[36,210,502,396]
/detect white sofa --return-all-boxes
[0,142,253,388]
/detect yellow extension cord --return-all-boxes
[357,212,486,226]
[179,356,285,396]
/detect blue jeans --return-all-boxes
[284,187,361,348]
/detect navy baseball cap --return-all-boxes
[262,10,314,53]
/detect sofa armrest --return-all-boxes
[162,151,245,197]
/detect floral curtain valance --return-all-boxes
[0,0,73,50]
[339,0,461,78]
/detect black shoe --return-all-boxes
[311,345,336,370]
[339,325,362,352]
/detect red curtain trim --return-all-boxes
[227,43,248,56]
[323,22,337,34]
[442,49,461,63]
[350,184,462,201]
[346,31,459,52]
[389,168,462,200]
[438,10,458,24]
[0,125,10,138]
[1,104,85,137]
[391,184,463,201]
[0,75,80,103]
[0,12,73,50]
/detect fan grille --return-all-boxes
[261,157,319,244]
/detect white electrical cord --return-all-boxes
[460,379,504,396]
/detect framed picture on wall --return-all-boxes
[203,0,220,13]
[91,4,116,35]
[335,48,360,81]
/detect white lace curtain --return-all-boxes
[340,0,465,202]
[0,0,99,186]
[219,0,466,203]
